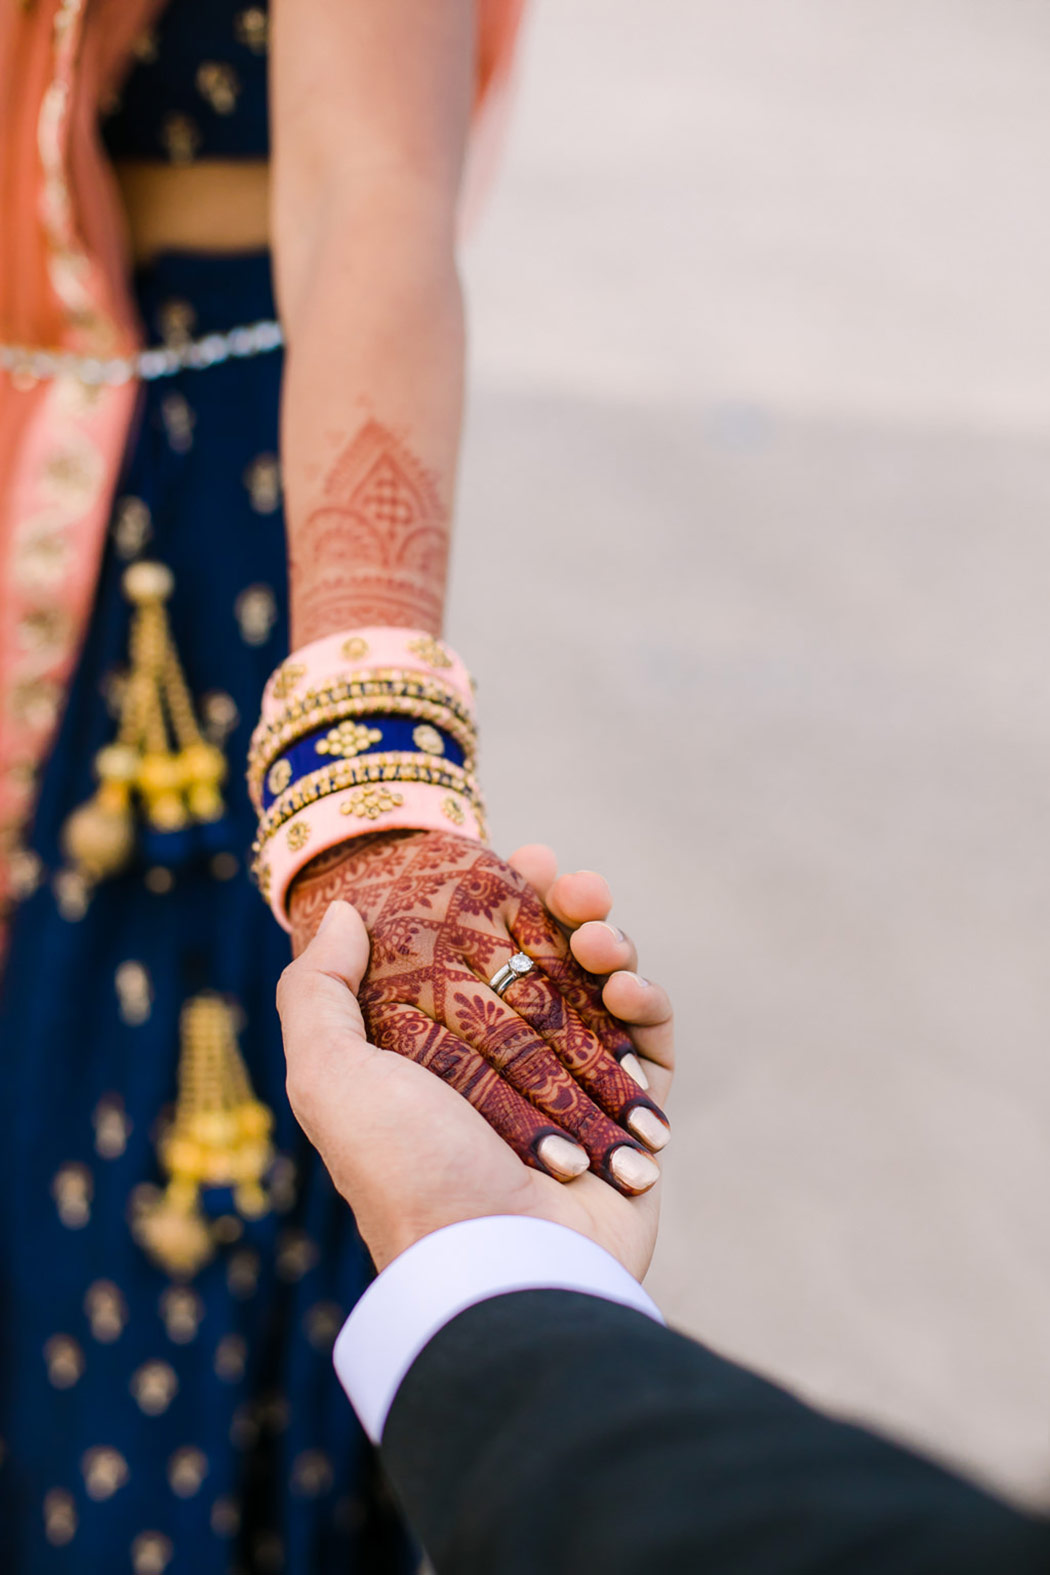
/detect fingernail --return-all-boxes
[609,1146,660,1193]
[537,1134,590,1181]
[626,1105,670,1152]
[619,1052,650,1090]
[317,901,345,936]
[598,922,625,943]
[628,972,651,988]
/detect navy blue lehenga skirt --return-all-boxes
[0,253,411,1575]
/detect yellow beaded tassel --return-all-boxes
[62,561,227,884]
[134,994,275,1279]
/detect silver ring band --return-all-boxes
[488,952,536,997]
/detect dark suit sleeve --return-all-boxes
[380,1289,1050,1575]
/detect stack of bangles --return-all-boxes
[247,627,486,930]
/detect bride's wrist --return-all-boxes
[249,627,484,931]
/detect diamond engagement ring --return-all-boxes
[488,952,536,997]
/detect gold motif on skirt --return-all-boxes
[159,1286,203,1343]
[244,453,281,513]
[84,1280,127,1343]
[81,1446,129,1501]
[130,1360,178,1416]
[92,1095,131,1158]
[235,584,277,646]
[168,1446,209,1498]
[44,1335,84,1389]
[52,1163,92,1228]
[43,1489,78,1547]
[131,1531,173,1575]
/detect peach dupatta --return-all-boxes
[0,0,526,948]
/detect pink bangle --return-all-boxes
[257,778,486,932]
[261,628,474,723]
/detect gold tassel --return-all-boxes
[61,561,227,885]
[134,994,275,1279]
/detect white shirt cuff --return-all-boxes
[333,1216,664,1442]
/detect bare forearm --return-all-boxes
[278,196,465,645]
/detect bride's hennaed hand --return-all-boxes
[288,830,670,1196]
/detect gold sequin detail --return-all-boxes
[132,1531,173,1575]
[168,1446,208,1498]
[315,719,382,760]
[340,636,369,663]
[266,758,292,796]
[214,1333,247,1382]
[339,786,404,822]
[303,1301,343,1353]
[196,61,240,114]
[441,795,465,827]
[130,1361,178,1416]
[256,862,272,903]
[271,662,306,702]
[52,1164,92,1229]
[92,1094,130,1158]
[269,1154,297,1213]
[18,606,70,653]
[290,1449,333,1498]
[276,1230,319,1282]
[11,675,61,731]
[235,585,277,647]
[413,723,445,756]
[286,820,310,852]
[85,1280,127,1343]
[406,635,453,669]
[113,496,153,559]
[160,392,195,452]
[132,28,159,62]
[43,1488,77,1546]
[161,113,201,165]
[115,960,153,1025]
[211,1496,241,1537]
[235,7,268,51]
[244,454,281,513]
[53,868,90,922]
[81,1446,129,1501]
[227,1248,260,1299]
[159,1287,203,1344]
[158,299,196,348]
[202,690,239,742]
[9,847,43,901]
[44,1335,84,1389]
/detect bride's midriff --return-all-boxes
[115,160,271,263]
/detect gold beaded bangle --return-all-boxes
[252,751,485,854]
[247,675,478,809]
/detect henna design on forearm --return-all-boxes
[289,420,450,645]
[288,831,668,1184]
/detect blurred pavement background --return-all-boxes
[452,0,1050,1506]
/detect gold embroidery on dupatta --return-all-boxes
[1,0,135,939]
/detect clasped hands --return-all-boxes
[282,830,674,1269]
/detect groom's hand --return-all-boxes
[277,850,674,1276]
[288,831,670,1195]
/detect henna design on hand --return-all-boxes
[289,420,450,644]
[288,832,669,1190]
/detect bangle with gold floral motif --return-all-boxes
[252,751,485,854]
[255,778,487,932]
[247,681,476,814]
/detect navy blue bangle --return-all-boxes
[261,712,466,810]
